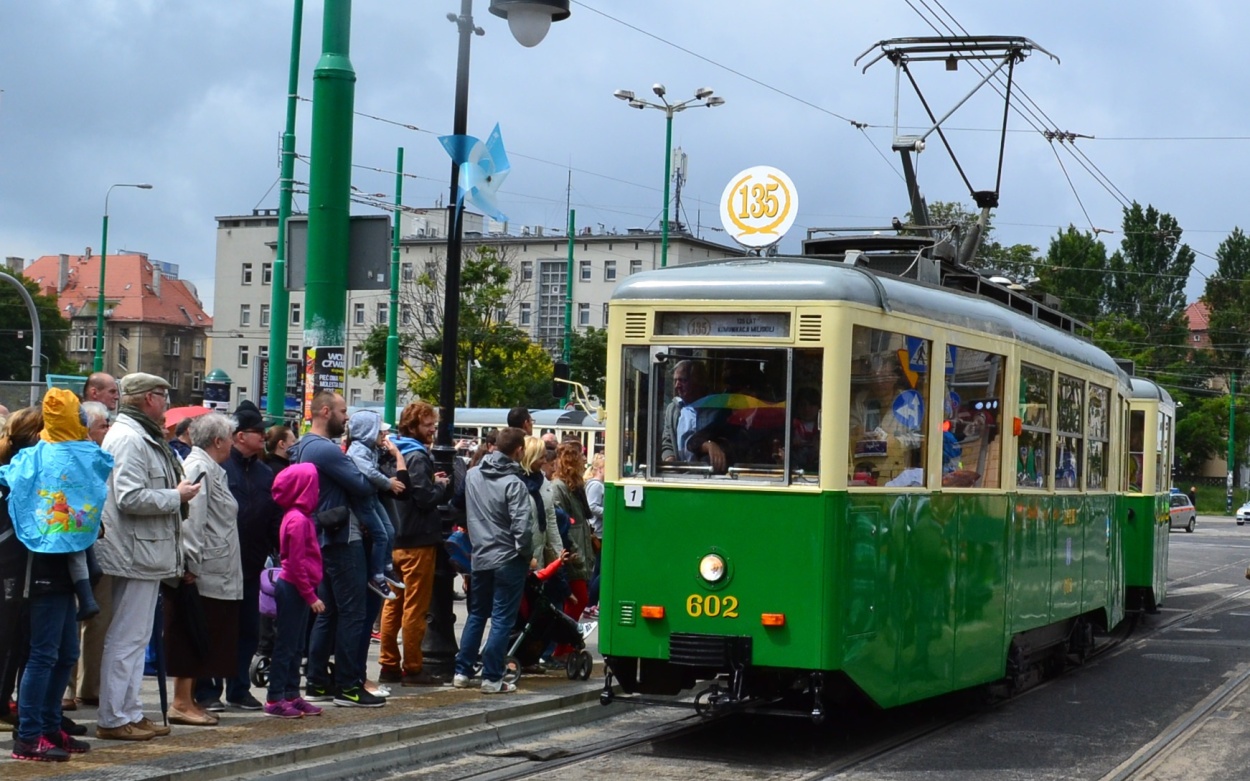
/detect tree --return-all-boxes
[1032,226,1109,324]
[408,326,554,409]
[0,275,74,383]
[1201,227,1250,382]
[568,326,607,402]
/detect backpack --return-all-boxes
[445,527,472,574]
[0,440,114,554]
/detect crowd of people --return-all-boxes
[0,376,603,762]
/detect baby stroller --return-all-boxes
[500,569,595,683]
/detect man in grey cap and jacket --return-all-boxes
[94,373,202,741]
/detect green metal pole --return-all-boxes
[303,0,356,357]
[94,214,109,372]
[1230,371,1236,513]
[266,0,304,424]
[385,147,403,426]
[561,208,575,406]
[660,111,673,268]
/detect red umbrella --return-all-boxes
[164,405,214,429]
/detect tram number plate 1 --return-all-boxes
[623,486,644,508]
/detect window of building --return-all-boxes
[424,262,438,284]
[630,259,642,275]
[519,302,532,326]
[1018,364,1052,489]
[424,305,435,325]
[238,345,250,368]
[290,303,302,326]
[494,306,506,324]
[169,372,180,390]
[376,303,388,324]
[192,371,203,391]
[117,344,129,371]
[349,388,362,404]
[260,304,271,327]
[579,260,591,282]
[237,387,248,402]
[262,262,272,285]
[193,339,204,358]
[604,261,617,282]
[401,304,412,326]
[372,388,385,402]
[352,345,363,368]
[578,302,590,326]
[288,344,300,360]
[74,330,92,352]
[354,303,366,326]
[118,327,130,340]
[402,262,414,282]
[258,345,269,359]
[163,336,181,356]
[521,260,533,282]
[240,304,251,327]
[602,303,609,325]
[242,263,253,285]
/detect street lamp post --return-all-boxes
[613,85,724,268]
[95,183,153,372]
[427,0,570,680]
[465,359,481,407]
[25,346,49,380]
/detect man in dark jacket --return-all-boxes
[194,400,279,712]
[452,427,531,694]
[378,402,450,686]
[289,391,386,708]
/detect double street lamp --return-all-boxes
[95,183,153,372]
[614,84,724,267]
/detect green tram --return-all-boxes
[598,251,1174,719]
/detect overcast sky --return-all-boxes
[2,1,1245,315]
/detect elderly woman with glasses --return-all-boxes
[163,413,241,727]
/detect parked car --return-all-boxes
[1236,501,1250,526]
[1168,492,1197,533]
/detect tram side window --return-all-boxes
[1017,364,1052,488]
[942,346,1004,489]
[1055,375,1084,490]
[848,327,928,488]
[1087,384,1110,490]
[1127,409,1145,491]
[1156,412,1172,493]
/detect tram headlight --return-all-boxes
[699,553,726,583]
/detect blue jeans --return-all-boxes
[308,541,366,692]
[267,578,310,702]
[196,576,261,704]
[454,557,527,683]
[354,495,394,580]
[18,593,79,741]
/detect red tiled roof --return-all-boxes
[23,254,212,328]
[1186,300,1210,331]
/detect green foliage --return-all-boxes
[1034,226,1109,324]
[568,326,607,402]
[0,276,74,382]
[410,327,554,408]
[1202,227,1250,380]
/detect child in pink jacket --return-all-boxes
[265,463,325,718]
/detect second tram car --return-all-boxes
[598,252,1174,718]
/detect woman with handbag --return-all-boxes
[165,414,241,726]
[549,442,597,638]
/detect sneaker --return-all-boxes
[228,693,264,711]
[402,670,443,686]
[378,667,402,684]
[263,700,303,719]
[333,687,385,708]
[11,735,70,762]
[61,716,87,736]
[370,630,382,645]
[45,729,90,754]
[452,674,472,689]
[365,683,391,698]
[583,606,600,619]
[304,683,334,702]
[289,697,323,717]
[132,717,171,737]
[96,722,155,741]
[367,578,398,601]
[383,568,406,590]
[198,698,226,713]
[480,679,517,694]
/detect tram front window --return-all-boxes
[618,346,822,482]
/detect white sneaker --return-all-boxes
[480,679,517,694]
[452,674,471,689]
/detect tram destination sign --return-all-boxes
[658,312,790,338]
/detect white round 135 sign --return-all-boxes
[719,166,799,249]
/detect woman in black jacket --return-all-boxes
[377,402,450,686]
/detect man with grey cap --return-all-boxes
[94,373,203,741]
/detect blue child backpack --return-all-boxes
[0,440,114,554]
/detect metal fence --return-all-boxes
[0,381,45,411]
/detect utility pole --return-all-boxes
[1230,371,1236,513]
[385,147,403,426]
[562,208,574,406]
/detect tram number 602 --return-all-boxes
[686,594,740,618]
